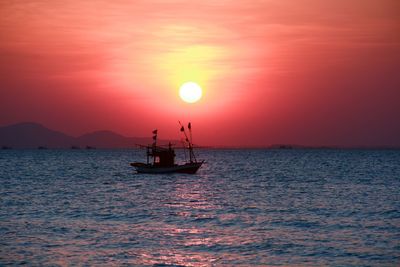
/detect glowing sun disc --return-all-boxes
[179,82,202,103]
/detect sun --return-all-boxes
[179,82,202,103]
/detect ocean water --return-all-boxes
[0,149,399,266]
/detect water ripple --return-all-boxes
[0,149,399,266]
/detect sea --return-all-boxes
[0,149,399,266]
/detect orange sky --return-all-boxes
[1,0,399,146]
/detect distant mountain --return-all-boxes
[0,122,172,149]
[0,122,74,148]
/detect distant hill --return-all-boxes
[0,122,74,148]
[0,122,173,149]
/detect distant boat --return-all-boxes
[37,146,47,150]
[130,122,204,174]
[85,145,96,149]
[70,145,80,149]
[2,146,12,150]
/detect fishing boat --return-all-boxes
[130,122,204,174]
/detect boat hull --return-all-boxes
[131,161,203,174]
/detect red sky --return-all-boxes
[1,0,399,147]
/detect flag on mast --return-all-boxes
[188,122,191,130]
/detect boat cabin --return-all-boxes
[148,145,176,167]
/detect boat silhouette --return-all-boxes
[130,122,204,174]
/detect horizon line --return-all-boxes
[1,121,400,149]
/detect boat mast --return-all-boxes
[179,121,196,163]
[152,129,157,165]
[187,122,197,163]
